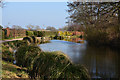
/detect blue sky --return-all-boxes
[2,2,68,29]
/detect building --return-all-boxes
[2,27,26,38]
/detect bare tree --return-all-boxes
[26,24,35,30]
[12,25,23,29]
[46,26,56,31]
[34,25,41,30]
[12,25,25,38]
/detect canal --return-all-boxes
[39,40,120,78]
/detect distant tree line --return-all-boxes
[46,26,57,31]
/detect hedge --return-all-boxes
[24,30,58,37]
[26,31,34,36]
[33,31,38,37]
[37,31,45,37]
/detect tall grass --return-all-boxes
[2,40,30,62]
[29,51,90,79]
[15,45,41,68]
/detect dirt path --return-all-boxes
[0,38,23,43]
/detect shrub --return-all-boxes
[33,31,38,37]
[50,36,53,40]
[85,27,109,45]
[59,36,64,40]
[37,38,41,44]
[37,31,45,37]
[54,34,58,39]
[26,31,34,36]
[23,37,33,43]
[15,45,41,68]
[44,31,58,37]
[2,30,5,40]
[30,36,37,43]
[54,35,64,40]
[79,35,83,39]
[23,36,42,44]
[29,51,90,79]
[4,29,8,39]
[26,30,58,37]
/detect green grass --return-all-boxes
[2,37,24,40]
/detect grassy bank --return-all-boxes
[2,60,28,78]
[2,38,90,79]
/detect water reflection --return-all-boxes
[39,40,120,78]
[64,38,84,43]
[80,46,120,78]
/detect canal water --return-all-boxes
[39,40,120,78]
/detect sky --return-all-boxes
[2,2,68,29]
[0,7,2,25]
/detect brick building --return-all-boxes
[2,27,26,38]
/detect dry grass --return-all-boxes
[2,60,29,78]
